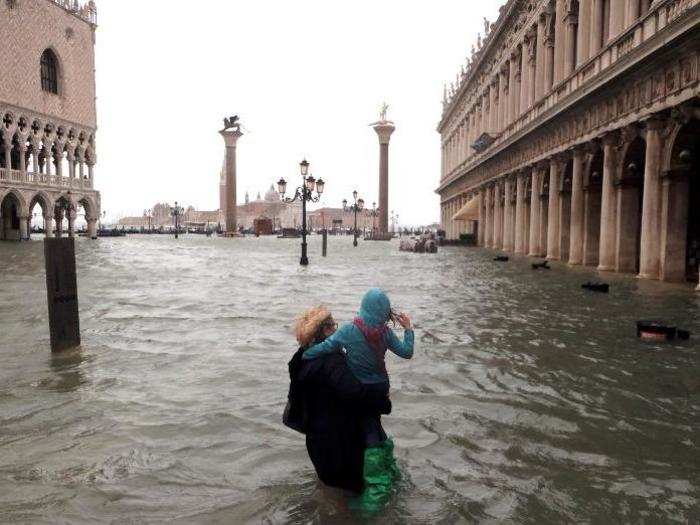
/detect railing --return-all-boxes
[0,169,93,190]
[50,0,97,25]
[441,0,700,186]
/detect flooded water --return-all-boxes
[0,234,698,523]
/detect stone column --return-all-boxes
[44,142,53,178]
[488,83,496,132]
[559,171,572,261]
[569,147,586,265]
[499,67,508,132]
[535,13,547,100]
[508,57,516,125]
[44,215,54,238]
[609,0,625,41]
[18,143,26,176]
[477,191,485,246]
[67,207,76,238]
[87,160,95,188]
[523,176,532,255]
[512,49,522,120]
[590,0,604,55]
[528,32,537,108]
[539,170,550,258]
[503,177,514,252]
[31,144,39,177]
[553,0,566,84]
[77,149,85,183]
[638,117,664,279]
[486,185,494,248]
[54,147,63,179]
[598,133,619,271]
[66,147,75,182]
[528,168,542,256]
[54,208,64,238]
[547,159,563,260]
[515,173,526,253]
[373,121,395,236]
[4,140,11,170]
[626,0,640,27]
[87,218,98,239]
[543,6,556,93]
[494,183,502,250]
[520,39,530,114]
[563,8,578,78]
[577,0,592,65]
[19,215,29,241]
[219,127,244,234]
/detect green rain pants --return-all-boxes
[349,438,401,514]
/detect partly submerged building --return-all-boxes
[0,0,100,240]
[438,0,700,287]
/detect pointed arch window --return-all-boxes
[40,49,59,94]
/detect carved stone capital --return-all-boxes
[601,130,621,148]
[620,123,640,144]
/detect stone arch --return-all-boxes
[664,117,700,282]
[0,189,27,241]
[2,188,28,216]
[76,194,97,220]
[28,190,53,217]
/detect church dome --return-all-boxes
[264,184,278,202]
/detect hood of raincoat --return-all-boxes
[358,288,391,328]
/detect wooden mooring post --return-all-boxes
[44,238,81,352]
[322,229,327,257]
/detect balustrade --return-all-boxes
[0,169,93,190]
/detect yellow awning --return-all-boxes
[452,198,479,221]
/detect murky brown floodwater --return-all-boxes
[0,234,698,523]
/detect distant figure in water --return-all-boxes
[302,288,414,512]
[284,306,391,503]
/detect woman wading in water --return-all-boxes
[285,289,414,513]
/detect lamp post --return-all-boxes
[278,159,325,266]
[171,201,184,239]
[343,191,365,247]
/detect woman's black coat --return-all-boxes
[284,347,391,494]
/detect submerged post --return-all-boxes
[322,229,328,257]
[44,238,81,352]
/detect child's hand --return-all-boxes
[397,313,412,330]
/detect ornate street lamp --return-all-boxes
[171,201,184,239]
[278,158,325,266]
[343,191,365,247]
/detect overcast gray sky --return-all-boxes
[95,0,503,226]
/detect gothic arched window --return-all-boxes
[40,49,59,94]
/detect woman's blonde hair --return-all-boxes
[294,306,332,348]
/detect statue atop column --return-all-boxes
[219,114,244,237]
[222,115,240,132]
[370,104,395,240]
[379,102,389,123]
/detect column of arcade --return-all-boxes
[471,112,698,284]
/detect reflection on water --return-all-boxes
[40,349,88,393]
[0,235,698,523]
